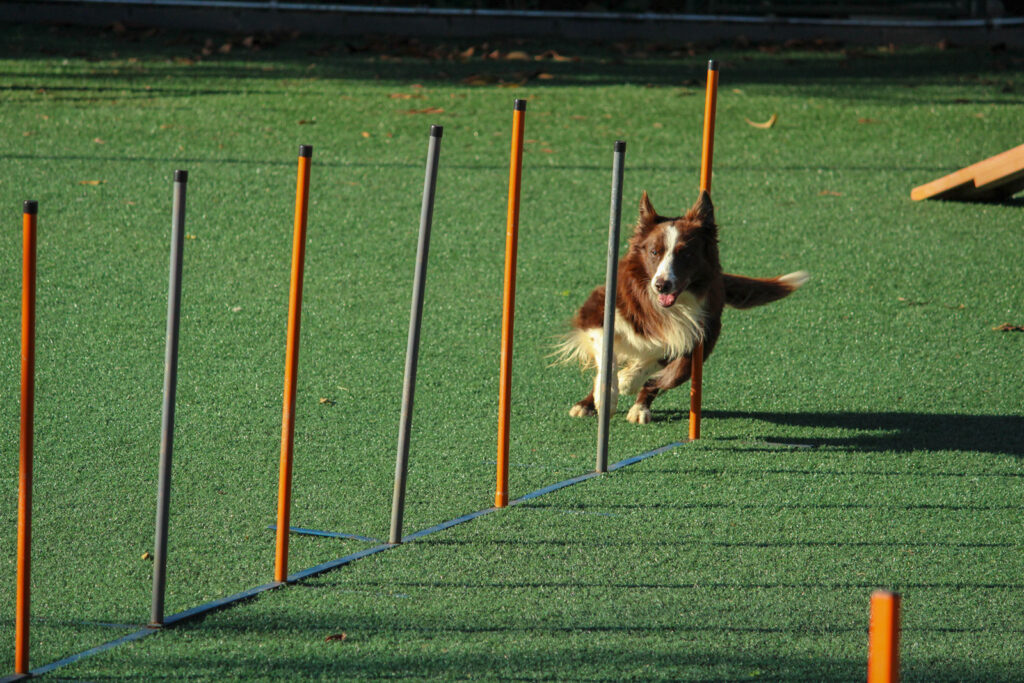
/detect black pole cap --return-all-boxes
[299,144,313,158]
[614,140,626,153]
[513,99,527,111]
[430,124,443,138]
[708,59,718,71]
[23,200,38,215]
[174,170,188,183]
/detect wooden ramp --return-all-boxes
[911,143,1024,201]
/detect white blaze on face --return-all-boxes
[652,224,679,306]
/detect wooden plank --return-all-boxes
[911,143,1024,201]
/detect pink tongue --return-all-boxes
[658,292,677,307]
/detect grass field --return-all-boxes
[1,22,1022,681]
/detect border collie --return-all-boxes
[556,190,808,424]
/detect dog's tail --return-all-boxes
[723,271,809,309]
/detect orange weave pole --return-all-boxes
[16,201,38,675]
[689,59,718,442]
[868,590,901,683]
[495,99,526,509]
[275,145,312,583]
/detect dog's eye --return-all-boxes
[649,247,660,256]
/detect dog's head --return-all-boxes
[629,191,719,308]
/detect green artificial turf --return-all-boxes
[0,23,1022,680]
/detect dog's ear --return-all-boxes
[638,191,658,226]
[685,190,715,228]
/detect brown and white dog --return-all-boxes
[557,190,808,424]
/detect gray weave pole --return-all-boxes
[596,141,625,473]
[150,170,187,626]
[389,125,444,544]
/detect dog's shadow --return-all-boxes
[654,409,1024,459]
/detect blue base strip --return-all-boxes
[18,441,683,679]
[609,441,686,471]
[286,544,393,583]
[267,525,381,544]
[28,626,154,677]
[162,581,283,627]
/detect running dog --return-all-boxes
[557,190,808,424]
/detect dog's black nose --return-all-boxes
[654,277,672,293]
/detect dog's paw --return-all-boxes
[569,402,596,418]
[626,405,652,424]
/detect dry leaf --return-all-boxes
[361,131,371,138]
[536,72,554,80]
[298,119,316,125]
[141,552,152,561]
[993,323,1024,332]
[505,50,530,61]
[325,633,347,642]
[857,117,879,124]
[404,107,444,115]
[93,137,106,144]
[319,397,336,405]
[79,180,105,185]
[745,113,778,129]
[819,190,842,197]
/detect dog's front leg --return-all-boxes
[628,356,692,424]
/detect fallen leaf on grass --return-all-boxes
[819,190,843,197]
[319,397,336,405]
[745,113,778,129]
[79,180,105,185]
[505,50,530,61]
[141,552,152,561]
[297,119,316,125]
[993,323,1024,332]
[389,92,424,100]
[93,137,106,144]
[857,117,880,124]
[325,633,347,642]
[403,106,444,115]
[361,131,371,138]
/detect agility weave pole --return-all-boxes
[868,590,901,683]
[150,170,188,627]
[274,144,313,583]
[596,141,626,474]
[389,125,444,545]
[689,59,719,442]
[9,440,684,680]
[495,98,526,508]
[14,200,38,678]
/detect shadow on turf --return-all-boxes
[98,611,1024,682]
[671,410,1024,458]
